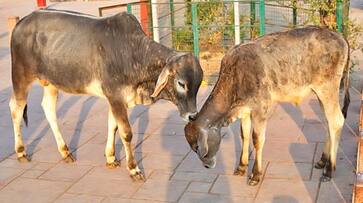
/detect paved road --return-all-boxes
[0,1,360,202]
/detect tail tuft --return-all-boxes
[23,104,28,127]
[341,40,350,119]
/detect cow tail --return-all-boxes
[341,42,350,119]
[23,104,28,127]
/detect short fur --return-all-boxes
[9,9,203,180]
[185,26,349,185]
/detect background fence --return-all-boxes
[99,0,346,84]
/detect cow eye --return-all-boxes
[178,81,186,89]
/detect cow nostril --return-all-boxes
[189,115,196,121]
[204,165,210,169]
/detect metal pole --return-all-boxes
[169,0,175,28]
[127,4,132,14]
[234,1,240,45]
[292,0,297,28]
[151,0,160,42]
[336,0,343,33]
[250,0,256,39]
[191,3,199,58]
[37,0,46,8]
[259,0,265,36]
[140,1,150,36]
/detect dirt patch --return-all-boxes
[199,51,225,84]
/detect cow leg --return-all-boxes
[108,100,144,181]
[315,100,330,169]
[42,85,75,163]
[234,112,251,176]
[248,116,267,186]
[105,108,120,168]
[313,88,344,182]
[9,91,29,162]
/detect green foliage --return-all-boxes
[173,1,247,52]
[301,0,362,68]
[173,27,193,51]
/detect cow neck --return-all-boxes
[195,83,233,129]
[136,38,176,101]
[141,38,175,75]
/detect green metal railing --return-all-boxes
[98,0,346,83]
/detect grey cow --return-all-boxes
[9,9,203,180]
[185,26,350,185]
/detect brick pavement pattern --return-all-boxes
[0,1,360,202]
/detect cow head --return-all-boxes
[151,53,203,122]
[184,122,222,168]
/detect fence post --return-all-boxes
[151,0,160,42]
[292,0,297,28]
[250,0,256,39]
[127,4,132,14]
[259,0,265,36]
[140,2,150,36]
[169,0,175,28]
[191,3,199,58]
[336,0,343,33]
[37,0,46,8]
[234,1,240,45]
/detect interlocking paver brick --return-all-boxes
[317,182,346,203]
[300,121,327,143]
[265,162,312,181]
[171,171,217,182]
[139,153,185,171]
[135,135,190,155]
[187,182,212,193]
[20,169,44,179]
[210,175,259,198]
[179,192,254,203]
[103,197,162,203]
[0,158,36,169]
[0,1,360,202]
[0,167,24,188]
[254,179,319,203]
[39,163,92,182]
[146,123,186,136]
[67,175,142,198]
[262,141,316,163]
[55,193,105,203]
[148,169,174,181]
[32,162,56,170]
[132,179,189,202]
[0,178,71,202]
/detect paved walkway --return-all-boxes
[0,1,361,202]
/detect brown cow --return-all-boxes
[184,26,350,186]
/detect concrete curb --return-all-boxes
[353,90,363,203]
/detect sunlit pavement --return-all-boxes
[0,1,360,202]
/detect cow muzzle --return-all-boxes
[202,156,216,169]
[182,112,197,122]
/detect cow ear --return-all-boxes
[151,67,170,98]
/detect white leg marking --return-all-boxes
[9,96,26,157]
[41,86,69,158]
[105,109,117,163]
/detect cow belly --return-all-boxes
[271,87,311,105]
[84,80,106,98]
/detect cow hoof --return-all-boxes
[320,175,331,182]
[63,154,76,163]
[106,160,121,169]
[130,169,145,182]
[234,166,246,176]
[314,160,326,169]
[17,155,30,163]
[248,174,260,186]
